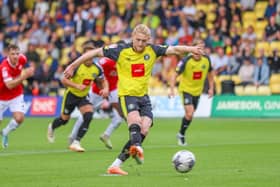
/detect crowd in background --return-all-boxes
[0,0,280,96]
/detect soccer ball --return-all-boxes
[172,150,196,173]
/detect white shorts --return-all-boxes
[88,89,119,110]
[0,95,25,120]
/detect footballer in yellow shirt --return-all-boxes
[169,50,214,146]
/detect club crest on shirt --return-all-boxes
[144,54,150,61]
[2,67,8,78]
[92,73,97,78]
[201,64,206,69]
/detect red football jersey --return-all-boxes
[0,54,27,100]
[92,57,118,94]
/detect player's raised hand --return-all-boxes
[22,66,35,79]
[192,42,205,55]
[99,87,109,98]
[64,64,75,78]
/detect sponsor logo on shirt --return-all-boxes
[193,72,202,80]
[131,64,145,77]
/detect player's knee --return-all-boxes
[185,112,193,120]
[83,112,93,124]
[14,115,24,124]
[59,117,69,125]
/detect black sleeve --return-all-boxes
[102,43,128,61]
[150,44,169,57]
[204,55,213,72]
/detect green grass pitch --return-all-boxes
[0,117,280,187]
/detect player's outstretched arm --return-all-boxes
[5,66,35,89]
[61,76,86,91]
[165,43,205,56]
[64,48,104,78]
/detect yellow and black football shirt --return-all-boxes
[103,43,168,96]
[176,54,212,96]
[68,63,103,97]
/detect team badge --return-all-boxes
[144,54,150,61]
[201,64,206,69]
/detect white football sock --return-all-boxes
[110,158,123,168]
[104,109,122,137]
[2,119,19,136]
[70,115,83,139]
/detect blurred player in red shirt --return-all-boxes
[69,40,122,149]
[0,44,35,148]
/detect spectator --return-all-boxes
[240,0,255,11]
[181,0,196,27]
[25,40,40,67]
[265,16,280,42]
[89,0,102,19]
[230,14,242,36]
[193,9,206,31]
[227,45,241,75]
[73,8,87,36]
[264,0,277,19]
[67,44,81,63]
[238,57,255,86]
[154,0,169,28]
[253,57,270,86]
[268,49,280,73]
[5,13,20,39]
[0,0,10,29]
[19,13,32,33]
[130,12,143,30]
[241,25,257,50]
[230,1,242,24]
[142,10,161,35]
[211,47,228,75]
[34,0,49,21]
[105,13,123,37]
[165,25,179,45]
[16,33,29,53]
[178,20,193,45]
[122,2,135,24]
[229,25,241,46]
[170,0,182,29]
[214,6,228,34]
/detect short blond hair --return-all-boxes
[132,24,151,38]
